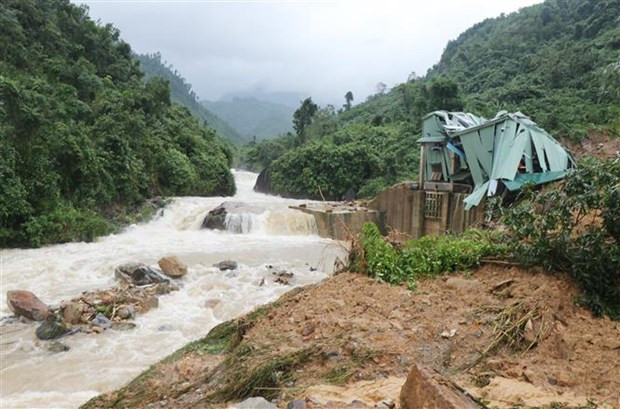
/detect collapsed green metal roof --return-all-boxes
[418,110,576,208]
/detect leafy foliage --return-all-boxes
[0,0,235,247]
[496,157,620,319]
[352,223,505,289]
[432,0,620,138]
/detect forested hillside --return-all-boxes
[431,0,620,136]
[203,97,294,140]
[0,0,236,247]
[136,53,247,145]
[245,0,620,200]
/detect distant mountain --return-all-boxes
[203,98,295,140]
[136,53,247,144]
[219,90,307,108]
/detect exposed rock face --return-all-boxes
[201,202,265,231]
[36,315,70,340]
[158,255,188,278]
[215,260,238,271]
[254,167,275,195]
[6,290,49,321]
[114,262,170,286]
[400,364,482,409]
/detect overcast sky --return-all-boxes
[77,0,541,106]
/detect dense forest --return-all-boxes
[0,0,235,247]
[244,0,620,200]
[203,97,294,141]
[136,53,247,145]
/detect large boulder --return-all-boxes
[400,364,482,409]
[114,262,170,286]
[201,202,264,231]
[158,255,187,278]
[6,290,49,321]
[254,167,275,195]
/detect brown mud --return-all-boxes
[82,265,619,409]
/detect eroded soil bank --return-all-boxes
[83,266,620,409]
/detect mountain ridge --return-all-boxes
[203,97,294,140]
[136,53,248,145]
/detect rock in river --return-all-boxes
[201,202,264,231]
[91,313,111,330]
[36,315,70,340]
[158,255,187,278]
[215,260,238,271]
[45,341,70,353]
[61,301,84,325]
[6,290,49,321]
[115,262,170,286]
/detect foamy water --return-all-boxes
[0,170,346,409]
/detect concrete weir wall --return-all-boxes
[290,206,380,241]
[368,182,484,238]
[290,183,484,241]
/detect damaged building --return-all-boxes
[418,110,576,208]
[369,111,575,237]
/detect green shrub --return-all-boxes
[21,204,112,247]
[498,157,620,319]
[352,223,505,288]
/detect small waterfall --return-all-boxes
[223,209,318,235]
[225,212,261,234]
[264,210,318,235]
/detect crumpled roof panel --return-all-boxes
[418,111,575,208]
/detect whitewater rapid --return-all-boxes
[0,170,346,409]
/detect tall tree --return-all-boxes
[293,97,318,144]
[344,91,354,111]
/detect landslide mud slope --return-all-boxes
[83,267,620,409]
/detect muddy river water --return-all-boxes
[0,170,346,408]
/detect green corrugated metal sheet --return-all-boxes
[503,170,569,191]
[419,110,574,209]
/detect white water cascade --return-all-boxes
[0,170,346,409]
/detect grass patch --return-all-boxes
[352,223,505,288]
[205,347,316,403]
[323,365,355,385]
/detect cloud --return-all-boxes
[77,0,541,105]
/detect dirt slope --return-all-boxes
[83,266,620,409]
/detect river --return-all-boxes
[0,170,346,409]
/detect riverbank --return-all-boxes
[83,266,620,409]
